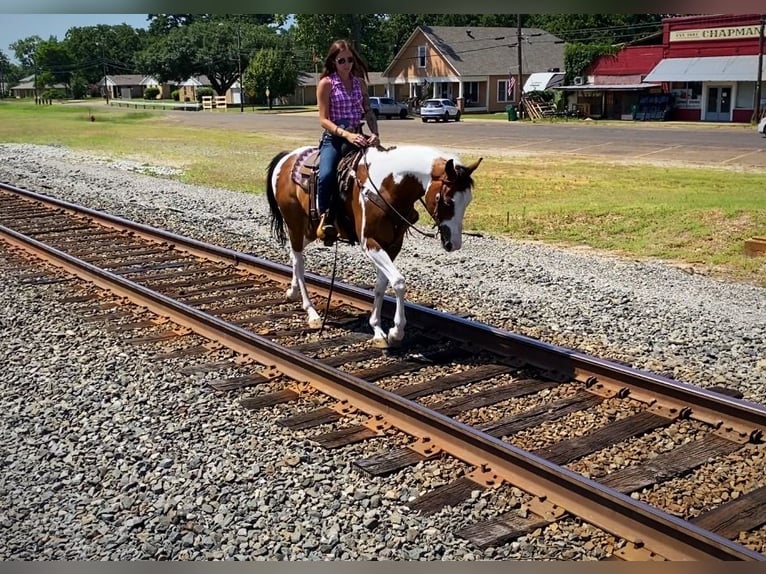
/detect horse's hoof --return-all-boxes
[370,336,389,349]
[285,288,300,302]
[386,336,403,348]
[308,317,323,329]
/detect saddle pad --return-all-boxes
[292,147,319,189]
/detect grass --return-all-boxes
[1,99,765,286]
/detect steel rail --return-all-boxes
[3,182,766,440]
[1,221,763,561]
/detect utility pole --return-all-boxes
[237,22,243,113]
[754,14,765,122]
[516,14,523,110]
[100,43,109,105]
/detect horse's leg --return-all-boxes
[286,246,322,328]
[368,268,390,347]
[364,247,406,347]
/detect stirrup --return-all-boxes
[317,212,337,245]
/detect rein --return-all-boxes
[360,148,441,239]
[318,239,340,337]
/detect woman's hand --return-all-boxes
[348,132,367,147]
[366,133,380,147]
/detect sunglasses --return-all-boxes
[336,57,354,65]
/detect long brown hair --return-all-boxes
[320,39,370,82]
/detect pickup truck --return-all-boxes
[368,96,409,119]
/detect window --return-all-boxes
[463,81,479,105]
[498,80,511,103]
[670,81,702,109]
[418,45,426,68]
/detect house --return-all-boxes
[10,74,67,99]
[140,75,175,99]
[291,71,390,106]
[95,74,175,100]
[177,75,212,103]
[558,14,766,123]
[556,40,665,120]
[381,25,566,113]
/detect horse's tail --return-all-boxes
[265,151,289,246]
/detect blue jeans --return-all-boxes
[317,131,345,214]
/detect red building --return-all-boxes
[564,14,766,123]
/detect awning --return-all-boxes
[554,83,660,91]
[523,72,564,93]
[644,56,766,82]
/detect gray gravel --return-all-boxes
[1,142,765,560]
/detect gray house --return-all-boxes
[382,25,565,113]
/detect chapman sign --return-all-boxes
[670,25,762,42]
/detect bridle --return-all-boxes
[361,149,454,239]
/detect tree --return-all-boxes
[147,14,277,35]
[242,47,298,105]
[64,24,148,85]
[290,15,389,70]
[526,14,664,45]
[10,36,42,70]
[35,38,75,90]
[137,18,282,96]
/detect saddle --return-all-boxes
[292,144,366,239]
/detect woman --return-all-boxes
[316,39,380,244]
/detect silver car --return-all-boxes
[368,96,409,119]
[420,98,461,123]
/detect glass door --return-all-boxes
[704,86,731,121]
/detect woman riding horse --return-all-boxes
[316,39,379,245]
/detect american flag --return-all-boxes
[507,74,516,98]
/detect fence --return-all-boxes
[202,95,229,110]
[110,100,201,112]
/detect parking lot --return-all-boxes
[163,108,766,171]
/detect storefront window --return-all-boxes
[670,81,702,109]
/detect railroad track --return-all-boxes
[2,180,766,561]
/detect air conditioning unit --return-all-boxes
[573,76,585,86]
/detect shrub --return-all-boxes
[196,87,214,102]
[170,89,179,101]
[143,86,160,100]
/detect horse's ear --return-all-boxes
[466,157,483,174]
[445,158,457,179]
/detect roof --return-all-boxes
[11,75,67,90]
[386,25,565,77]
[179,75,211,87]
[105,74,145,86]
[644,56,766,82]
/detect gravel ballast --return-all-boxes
[0,143,764,560]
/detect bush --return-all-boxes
[196,87,214,102]
[43,88,67,100]
[170,89,179,101]
[143,86,160,100]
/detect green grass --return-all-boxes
[1,99,765,286]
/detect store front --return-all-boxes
[642,15,766,123]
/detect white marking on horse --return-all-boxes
[362,145,460,196]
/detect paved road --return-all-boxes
[160,108,766,170]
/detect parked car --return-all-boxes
[420,98,461,122]
[368,96,409,119]
[758,116,766,137]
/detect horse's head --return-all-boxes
[424,156,483,251]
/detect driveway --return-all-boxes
[156,107,766,170]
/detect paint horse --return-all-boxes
[265,143,482,347]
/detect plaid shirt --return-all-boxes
[328,73,363,129]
